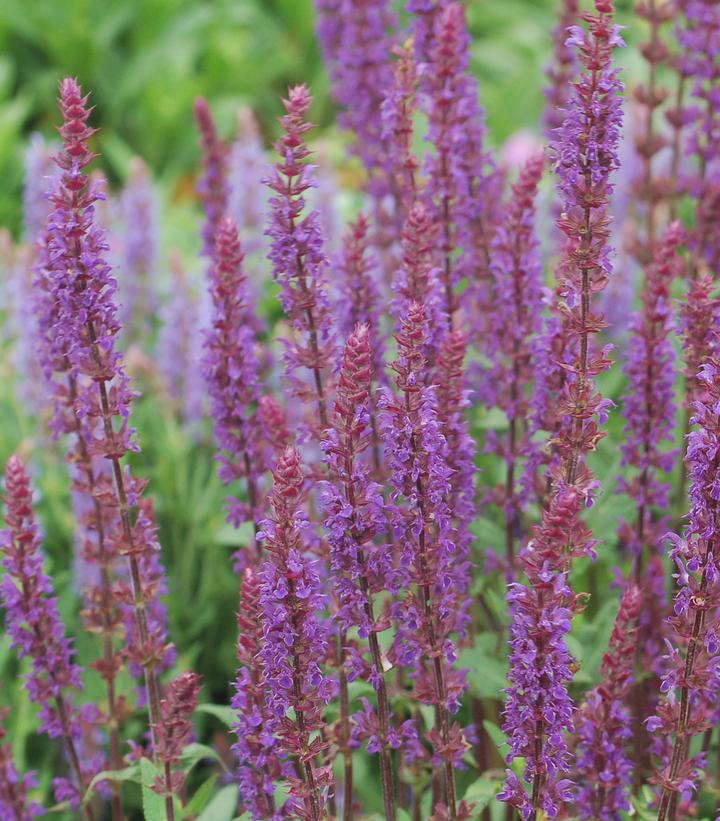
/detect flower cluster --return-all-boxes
[194,97,229,260]
[0,708,42,819]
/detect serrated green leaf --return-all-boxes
[196,784,238,821]
[140,757,167,821]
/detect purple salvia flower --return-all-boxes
[680,273,720,408]
[619,222,683,570]
[227,107,268,258]
[193,97,229,261]
[314,0,397,197]
[117,157,159,343]
[652,346,720,819]
[543,0,580,138]
[0,707,42,820]
[423,2,496,329]
[406,0,451,65]
[157,251,206,426]
[482,152,544,565]
[318,325,397,819]
[265,85,336,442]
[42,77,170,756]
[257,447,334,821]
[575,584,641,820]
[379,302,469,820]
[22,133,55,244]
[203,216,267,559]
[1,456,99,815]
[499,487,597,819]
[150,672,201,811]
[232,568,290,820]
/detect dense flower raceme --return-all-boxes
[266,85,337,438]
[23,133,55,243]
[193,97,229,261]
[203,216,266,542]
[498,486,596,820]
[40,78,172,761]
[0,707,42,820]
[257,447,335,821]
[232,568,290,820]
[379,302,470,819]
[482,151,545,562]
[680,272,720,407]
[575,584,641,820]
[116,157,159,342]
[651,347,720,819]
[151,672,202,800]
[619,221,683,564]
[314,0,396,198]
[543,0,580,137]
[1,456,99,813]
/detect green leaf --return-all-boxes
[482,719,509,757]
[196,703,236,727]
[84,763,140,801]
[458,640,508,699]
[462,776,501,810]
[183,774,219,818]
[140,757,167,821]
[182,742,226,771]
[196,785,239,821]
[396,811,412,821]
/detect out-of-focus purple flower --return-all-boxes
[379,302,469,818]
[40,76,170,754]
[158,252,206,427]
[619,222,682,556]
[543,0,580,137]
[1,456,99,810]
[423,2,497,329]
[151,672,201,800]
[227,107,268,258]
[575,584,641,820]
[482,152,544,563]
[203,216,267,549]
[265,85,336,439]
[23,133,55,244]
[0,707,42,819]
[194,98,229,261]
[117,157,159,343]
[499,487,596,819]
[314,0,396,197]
[232,568,291,820]
[406,0,450,65]
[257,446,334,820]
[679,273,720,408]
[652,346,720,819]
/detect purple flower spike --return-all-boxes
[258,447,334,821]
[1,456,98,814]
[194,98,229,261]
[0,707,42,819]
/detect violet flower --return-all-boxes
[265,85,336,439]
[202,216,266,552]
[0,707,42,820]
[499,487,597,820]
[257,446,334,821]
[652,346,720,820]
[22,133,55,244]
[482,152,545,565]
[379,302,469,821]
[194,97,229,261]
[575,584,641,820]
[543,0,580,138]
[151,672,202,812]
[117,157,159,343]
[232,568,290,820]
[41,77,171,777]
[1,456,99,816]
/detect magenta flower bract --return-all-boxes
[194,97,229,261]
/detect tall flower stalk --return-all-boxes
[258,447,335,821]
[651,345,720,820]
[266,85,336,442]
[1,456,98,819]
[320,324,395,821]
[380,303,470,821]
[40,77,172,804]
[0,707,42,820]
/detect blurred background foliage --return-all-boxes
[0,0,636,234]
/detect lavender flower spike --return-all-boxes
[1,456,98,817]
[0,707,42,819]
[258,447,334,821]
